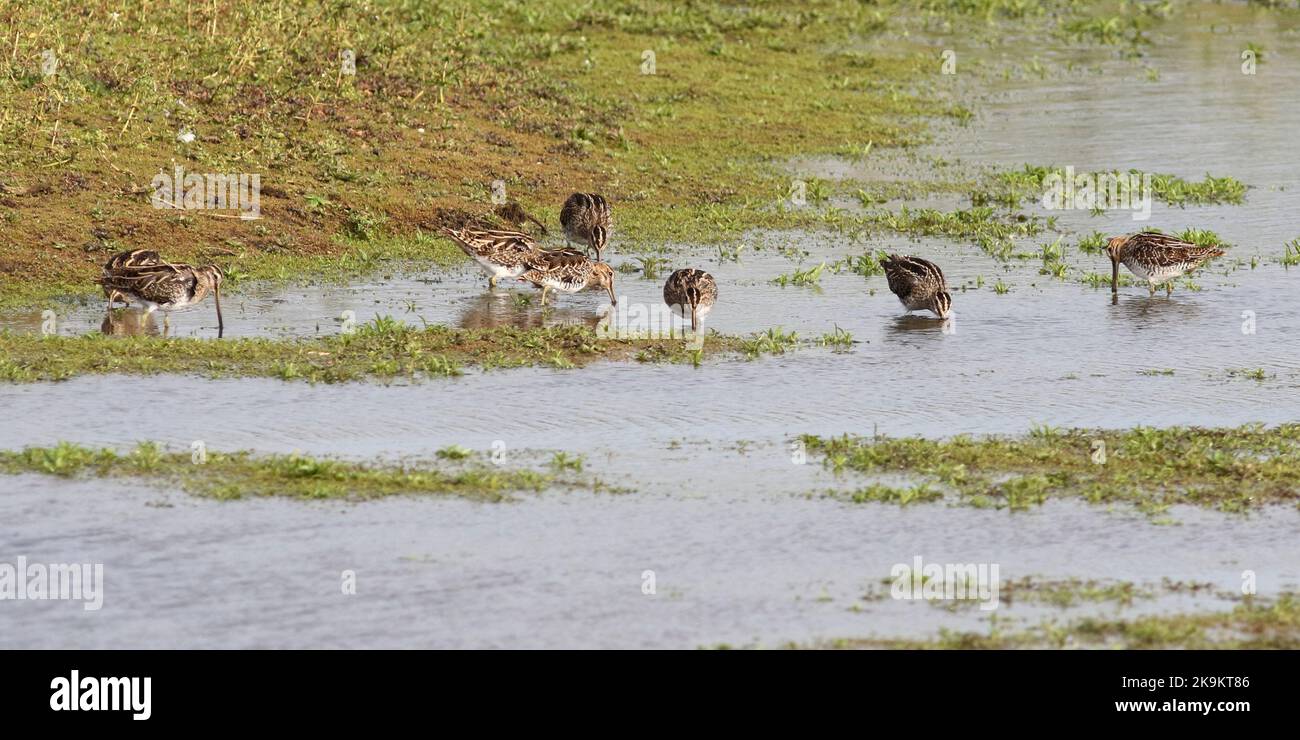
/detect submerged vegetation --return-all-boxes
[0,318,786,382]
[0,441,590,502]
[812,593,1300,649]
[802,425,1300,516]
[972,165,1248,210]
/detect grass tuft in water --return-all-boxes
[0,442,594,502]
[801,424,1300,516]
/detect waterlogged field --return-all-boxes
[1,1,1299,648]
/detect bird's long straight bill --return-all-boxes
[1111,258,1119,294]
[214,285,224,338]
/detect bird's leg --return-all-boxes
[488,275,497,289]
[540,285,550,306]
[1165,283,1173,297]
[1148,282,1156,297]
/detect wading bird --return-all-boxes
[662,268,717,332]
[96,252,225,337]
[560,192,611,262]
[517,248,617,306]
[1107,231,1225,296]
[879,254,952,319]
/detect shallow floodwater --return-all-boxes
[3,476,1296,649]
[3,2,1300,647]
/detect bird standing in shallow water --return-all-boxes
[439,225,543,288]
[96,253,225,337]
[662,268,717,332]
[1107,231,1225,296]
[517,248,617,306]
[560,192,612,262]
[879,254,952,318]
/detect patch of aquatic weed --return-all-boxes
[860,206,1050,260]
[0,318,811,382]
[0,441,601,502]
[800,424,1300,517]
[800,593,1300,649]
[970,165,1248,210]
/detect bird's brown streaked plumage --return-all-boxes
[1106,231,1225,296]
[662,268,718,332]
[493,201,547,236]
[559,192,612,262]
[517,248,617,306]
[879,254,951,319]
[96,258,225,337]
[439,225,544,287]
[101,249,167,306]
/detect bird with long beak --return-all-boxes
[96,256,225,337]
[1106,231,1225,297]
[662,268,717,332]
[879,254,952,319]
[517,248,617,306]
[559,192,612,262]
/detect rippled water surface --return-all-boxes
[3,3,1299,647]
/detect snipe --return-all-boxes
[879,254,951,318]
[559,192,611,262]
[662,268,717,332]
[95,249,225,336]
[517,248,617,306]
[1107,231,1224,296]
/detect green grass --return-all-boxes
[740,327,799,358]
[801,424,1300,516]
[770,262,826,287]
[1282,238,1300,268]
[808,593,1300,649]
[0,318,788,382]
[0,441,591,502]
[815,326,855,351]
[972,165,1248,210]
[0,0,1186,308]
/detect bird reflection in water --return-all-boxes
[456,290,604,331]
[101,308,161,337]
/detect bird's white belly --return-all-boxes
[541,276,584,293]
[475,257,524,280]
[899,295,927,311]
[1124,259,1183,285]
